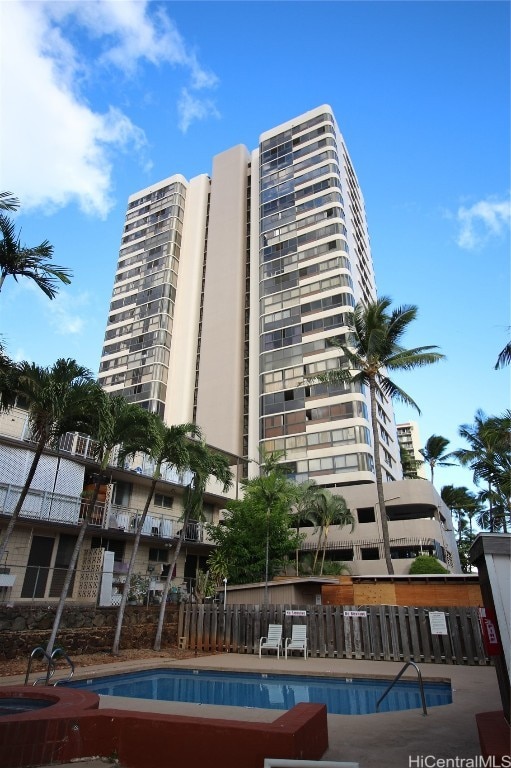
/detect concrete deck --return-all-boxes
[1,653,505,768]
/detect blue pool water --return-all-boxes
[70,669,452,715]
[0,698,54,716]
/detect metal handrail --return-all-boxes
[50,647,75,686]
[24,646,55,686]
[376,660,428,716]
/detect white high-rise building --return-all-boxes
[98,105,402,488]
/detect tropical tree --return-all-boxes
[399,443,423,479]
[419,435,455,485]
[153,441,233,651]
[441,485,480,544]
[0,212,72,299]
[46,393,154,656]
[0,341,16,412]
[310,489,354,575]
[111,417,201,655]
[292,481,322,575]
[453,410,510,533]
[0,359,97,565]
[207,469,299,588]
[308,297,445,574]
[0,192,20,211]
[495,339,511,370]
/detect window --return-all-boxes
[360,547,379,560]
[357,507,375,524]
[114,481,132,507]
[154,493,173,509]
[91,538,125,562]
[148,548,168,563]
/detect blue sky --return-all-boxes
[0,0,509,495]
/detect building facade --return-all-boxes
[397,421,426,479]
[98,105,401,487]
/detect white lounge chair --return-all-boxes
[285,624,308,659]
[259,624,283,658]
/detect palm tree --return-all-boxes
[0,213,72,299]
[153,441,233,651]
[0,192,20,211]
[311,489,354,575]
[399,443,423,479]
[112,417,201,655]
[0,359,97,564]
[309,296,444,573]
[453,410,510,534]
[495,339,511,370]
[440,485,479,543]
[419,435,455,485]
[293,481,321,575]
[0,341,16,412]
[46,393,154,656]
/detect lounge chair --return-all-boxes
[259,624,283,658]
[285,624,308,659]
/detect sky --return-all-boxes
[0,0,509,497]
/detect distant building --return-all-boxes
[397,422,426,479]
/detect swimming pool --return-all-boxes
[70,668,452,715]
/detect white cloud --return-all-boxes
[455,196,511,250]
[178,88,221,134]
[45,291,90,336]
[0,1,219,217]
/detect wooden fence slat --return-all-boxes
[325,606,335,658]
[380,606,391,661]
[447,607,463,664]
[318,606,326,658]
[397,606,410,662]
[369,606,382,660]
[469,607,488,666]
[360,610,372,660]
[388,606,401,661]
[334,606,343,658]
[352,615,363,659]
[210,603,218,652]
[408,607,422,661]
[343,607,353,659]
[417,607,432,662]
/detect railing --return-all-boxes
[376,660,428,715]
[24,646,75,686]
[51,647,75,686]
[24,647,54,686]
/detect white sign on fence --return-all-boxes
[343,610,367,618]
[285,610,307,616]
[429,611,448,635]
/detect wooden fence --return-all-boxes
[178,604,489,666]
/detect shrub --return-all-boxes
[409,555,449,575]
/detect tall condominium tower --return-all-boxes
[99,105,402,487]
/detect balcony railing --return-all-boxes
[0,482,211,544]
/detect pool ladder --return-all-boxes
[375,660,428,716]
[25,646,75,687]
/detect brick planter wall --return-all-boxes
[0,604,179,659]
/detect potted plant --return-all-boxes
[127,574,150,605]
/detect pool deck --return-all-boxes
[1,653,505,768]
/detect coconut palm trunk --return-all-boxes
[112,476,158,655]
[153,505,193,651]
[46,480,102,657]
[368,377,393,574]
